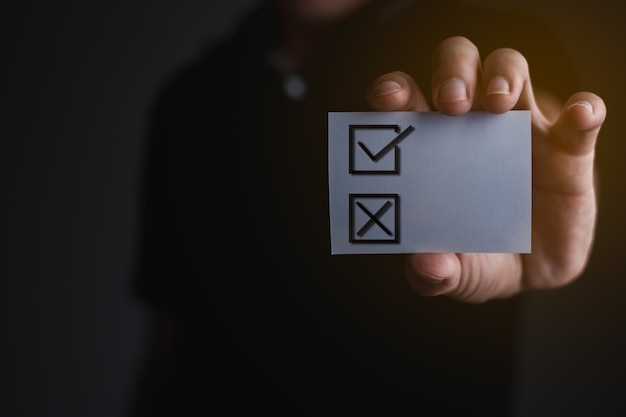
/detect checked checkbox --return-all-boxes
[349,124,414,175]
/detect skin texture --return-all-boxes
[367,36,606,303]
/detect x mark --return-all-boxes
[355,200,393,237]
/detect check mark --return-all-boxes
[357,125,414,162]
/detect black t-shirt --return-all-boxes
[133,1,579,415]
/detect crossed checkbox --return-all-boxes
[349,194,400,244]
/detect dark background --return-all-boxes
[1,1,624,416]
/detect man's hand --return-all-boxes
[366,36,606,303]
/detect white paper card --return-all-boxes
[328,111,531,254]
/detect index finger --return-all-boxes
[366,71,430,112]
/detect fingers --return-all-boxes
[431,37,547,121]
[532,91,606,196]
[481,47,531,113]
[550,92,606,156]
[366,71,430,111]
[521,93,605,290]
[431,36,481,115]
[370,37,543,119]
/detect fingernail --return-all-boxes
[568,100,593,114]
[374,80,402,96]
[438,78,468,103]
[416,273,446,285]
[486,75,511,96]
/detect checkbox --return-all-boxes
[349,124,414,175]
[349,194,400,244]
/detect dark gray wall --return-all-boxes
[1,1,625,416]
[0,1,259,416]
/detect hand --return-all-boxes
[366,36,606,303]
